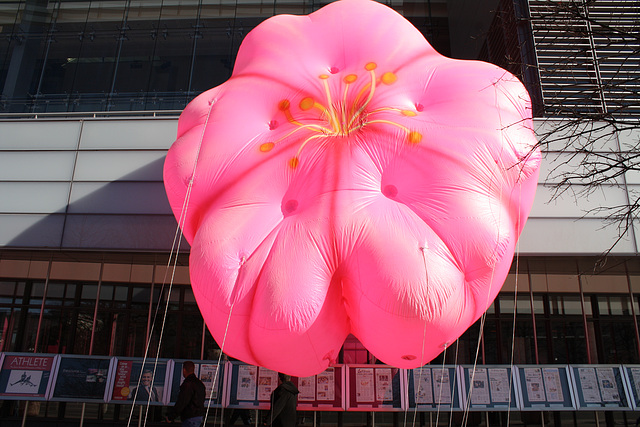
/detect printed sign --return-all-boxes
[51,356,112,401]
[346,365,402,410]
[517,365,574,410]
[110,359,168,405]
[571,365,630,410]
[0,354,56,400]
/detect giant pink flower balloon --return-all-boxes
[164,0,540,376]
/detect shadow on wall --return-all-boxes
[7,157,190,252]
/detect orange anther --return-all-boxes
[381,72,397,85]
[344,74,358,84]
[365,62,377,71]
[260,142,275,152]
[278,100,290,111]
[408,131,422,144]
[289,157,300,169]
[300,97,314,111]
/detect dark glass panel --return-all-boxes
[91,310,113,355]
[109,1,161,110]
[0,280,16,296]
[0,307,14,351]
[81,283,98,304]
[37,307,63,352]
[0,1,24,100]
[1,0,51,112]
[144,1,198,110]
[72,310,94,354]
[549,320,588,364]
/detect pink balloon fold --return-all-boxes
[164,0,541,376]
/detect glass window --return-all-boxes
[114,284,128,301]
[46,282,65,299]
[81,283,98,302]
[0,281,15,296]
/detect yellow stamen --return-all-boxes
[320,76,340,133]
[289,157,300,169]
[365,119,411,134]
[349,67,377,128]
[401,110,417,117]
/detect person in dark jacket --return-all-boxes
[268,373,299,427]
[166,361,206,427]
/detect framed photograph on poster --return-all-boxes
[108,358,170,405]
[345,365,403,411]
[50,355,115,402]
[0,353,58,401]
[168,359,225,408]
[407,365,462,411]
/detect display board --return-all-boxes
[295,366,345,411]
[345,365,403,411]
[109,358,170,405]
[569,365,631,410]
[407,366,462,411]
[168,360,224,407]
[225,362,279,409]
[460,366,518,411]
[0,353,57,401]
[50,355,114,402]
[622,365,640,410]
[516,365,575,410]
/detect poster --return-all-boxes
[488,368,511,403]
[355,368,374,402]
[257,368,278,401]
[0,354,55,399]
[542,368,564,402]
[236,365,257,401]
[630,367,640,402]
[596,367,620,402]
[375,368,393,402]
[413,368,433,404]
[199,364,221,401]
[317,368,335,401]
[52,356,110,401]
[298,376,315,401]
[524,368,545,402]
[469,368,491,405]
[111,360,166,403]
[578,367,601,403]
[433,368,452,404]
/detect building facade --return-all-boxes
[1,0,640,426]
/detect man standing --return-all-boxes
[268,373,299,427]
[166,361,206,427]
